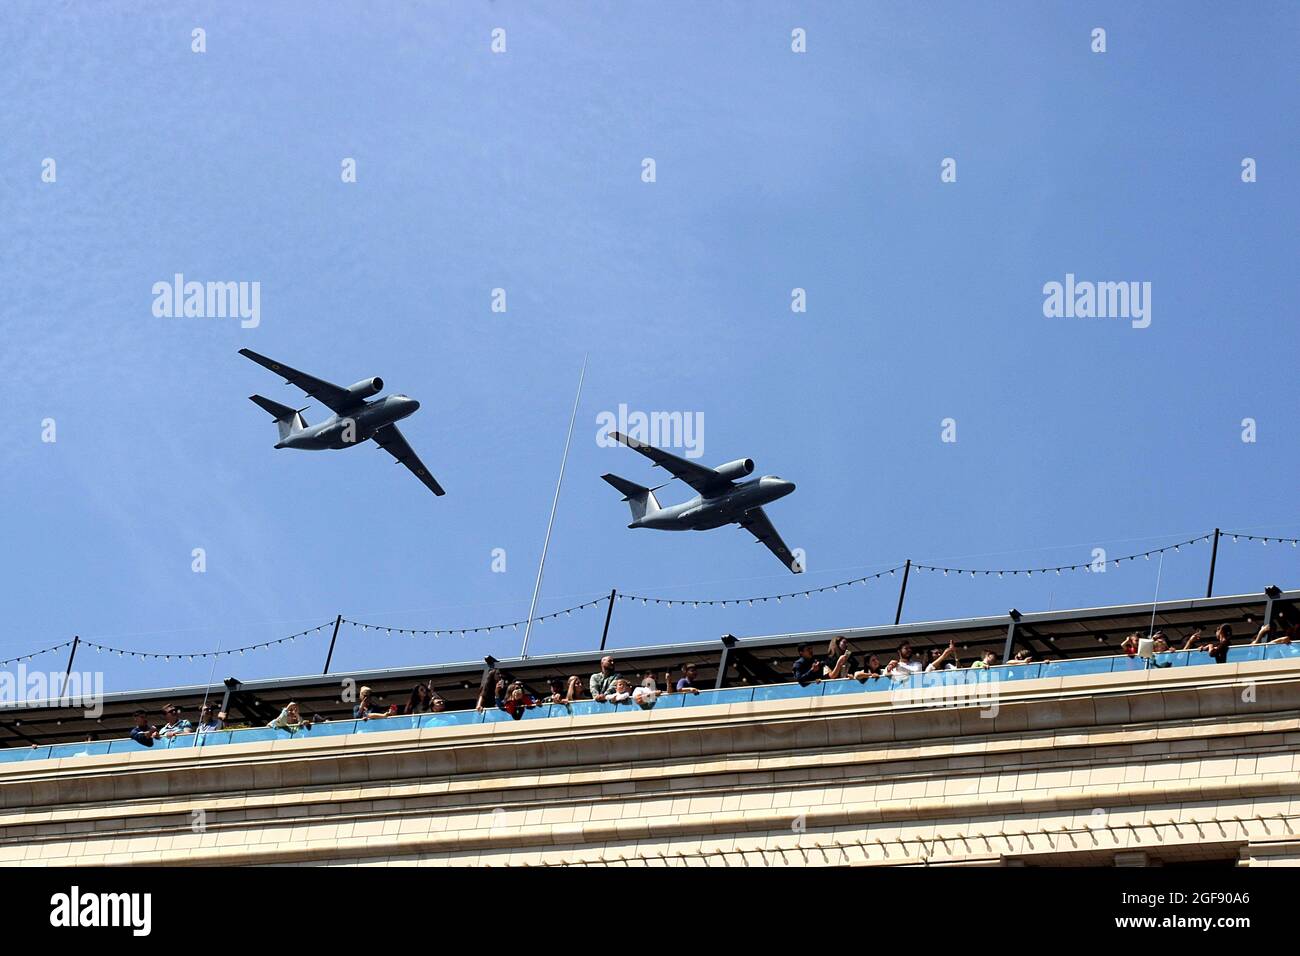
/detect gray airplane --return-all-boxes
[602,431,802,573]
[239,348,445,496]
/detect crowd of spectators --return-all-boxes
[123,615,1298,744]
[128,702,227,746]
[466,654,707,722]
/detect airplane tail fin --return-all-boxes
[601,473,662,524]
[249,394,308,442]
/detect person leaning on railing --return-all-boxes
[1252,612,1298,645]
[540,675,585,706]
[884,640,924,679]
[562,675,584,703]
[267,701,313,733]
[822,636,859,680]
[196,704,226,732]
[355,685,394,719]
[476,669,505,713]
[633,673,662,709]
[544,677,566,704]
[404,682,434,715]
[589,655,621,702]
[851,654,883,681]
[674,662,702,694]
[605,677,634,705]
[1148,632,1174,668]
[498,682,538,720]
[129,710,157,747]
[1182,624,1233,663]
[925,641,959,672]
[792,645,826,686]
[155,703,193,738]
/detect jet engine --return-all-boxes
[346,377,384,399]
[713,458,755,481]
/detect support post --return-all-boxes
[521,355,587,659]
[1002,609,1021,664]
[322,614,343,675]
[599,589,617,651]
[894,560,912,626]
[715,634,737,690]
[1206,528,1221,598]
[1262,585,1282,633]
[476,656,498,710]
[60,635,80,701]
[219,679,236,719]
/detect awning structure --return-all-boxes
[1,586,1292,749]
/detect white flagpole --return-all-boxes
[521,355,587,658]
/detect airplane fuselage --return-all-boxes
[275,395,420,450]
[632,476,796,531]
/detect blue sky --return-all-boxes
[1,2,1296,695]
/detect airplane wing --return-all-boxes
[608,430,730,496]
[238,348,357,414]
[738,507,803,574]
[371,423,446,496]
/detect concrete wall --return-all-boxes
[2,658,1299,866]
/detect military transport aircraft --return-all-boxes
[601,431,802,573]
[238,348,445,496]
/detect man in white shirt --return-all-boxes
[885,641,925,680]
[632,683,659,709]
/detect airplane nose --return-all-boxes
[762,476,796,496]
[407,398,421,413]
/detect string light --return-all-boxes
[342,596,610,637]
[0,641,72,667]
[619,565,902,607]
[913,534,1214,577]
[76,622,333,662]
[8,527,1295,668]
[1228,532,1300,546]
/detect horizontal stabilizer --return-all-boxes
[249,394,299,421]
[602,473,662,523]
[249,394,308,442]
[601,473,648,500]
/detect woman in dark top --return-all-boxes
[822,636,859,679]
[1204,624,1232,663]
[476,669,505,712]
[404,682,433,715]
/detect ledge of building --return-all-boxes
[1,656,1296,810]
